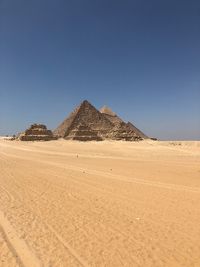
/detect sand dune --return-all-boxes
[0,139,200,266]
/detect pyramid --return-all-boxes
[19,124,57,141]
[100,106,148,139]
[54,100,114,139]
[54,100,146,141]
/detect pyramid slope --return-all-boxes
[103,113,123,126]
[127,122,148,139]
[107,121,142,141]
[54,103,82,137]
[100,106,123,125]
[100,106,148,139]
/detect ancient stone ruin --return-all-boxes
[65,123,103,141]
[19,124,57,141]
[54,100,149,141]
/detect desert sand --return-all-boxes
[0,139,200,267]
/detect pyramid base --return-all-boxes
[65,136,103,141]
[19,135,57,141]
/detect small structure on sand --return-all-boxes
[18,124,57,141]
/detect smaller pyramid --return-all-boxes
[19,124,57,141]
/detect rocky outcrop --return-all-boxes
[19,124,57,141]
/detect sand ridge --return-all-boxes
[0,139,200,266]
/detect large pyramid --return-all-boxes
[54,100,114,139]
[54,100,148,141]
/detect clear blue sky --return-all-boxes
[0,0,199,140]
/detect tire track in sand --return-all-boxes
[0,155,89,267]
[45,222,90,267]
[3,151,200,194]
[0,226,22,267]
[0,210,41,267]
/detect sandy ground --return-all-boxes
[0,139,200,267]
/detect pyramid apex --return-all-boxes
[100,106,116,116]
[80,99,93,106]
[82,99,90,104]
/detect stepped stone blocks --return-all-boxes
[100,106,148,140]
[54,100,148,141]
[54,100,113,139]
[19,124,57,141]
[16,101,149,142]
[65,124,103,141]
[107,121,142,141]
[100,106,124,126]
